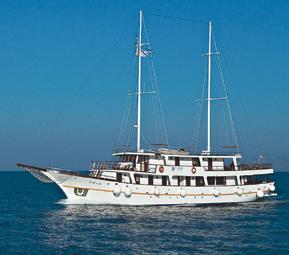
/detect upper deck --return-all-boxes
[91,148,272,173]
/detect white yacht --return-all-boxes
[18,11,276,205]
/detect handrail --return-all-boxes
[90,161,273,172]
[205,164,272,171]
[89,161,119,171]
[239,164,272,170]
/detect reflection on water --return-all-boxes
[40,198,289,254]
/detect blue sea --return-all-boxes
[0,171,289,255]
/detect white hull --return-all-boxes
[44,170,274,205]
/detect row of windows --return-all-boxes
[134,174,170,186]
[120,155,232,169]
[115,172,270,186]
[178,176,205,187]
[120,156,202,167]
[116,173,227,186]
[240,175,270,185]
[168,157,201,167]
[135,174,206,187]
[207,177,227,185]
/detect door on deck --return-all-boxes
[116,172,122,182]
[175,157,180,166]
[144,160,149,172]
[208,158,213,171]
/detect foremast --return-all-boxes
[137,10,143,152]
[207,21,212,154]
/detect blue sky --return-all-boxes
[0,0,288,170]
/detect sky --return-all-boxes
[0,0,288,171]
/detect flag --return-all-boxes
[136,47,152,57]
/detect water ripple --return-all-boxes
[1,172,289,254]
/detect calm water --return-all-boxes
[0,171,289,255]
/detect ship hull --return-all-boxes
[44,170,274,205]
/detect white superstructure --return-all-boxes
[18,11,276,205]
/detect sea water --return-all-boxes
[0,171,289,254]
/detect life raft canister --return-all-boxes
[191,167,197,174]
[159,165,164,173]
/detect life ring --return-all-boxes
[74,188,88,197]
[76,188,84,196]
[191,167,196,174]
[159,165,164,173]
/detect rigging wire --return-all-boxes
[212,27,240,153]
[147,12,208,24]
[150,59,170,147]
[143,17,169,148]
[141,132,153,149]
[145,57,160,144]
[221,97,230,146]
[125,95,137,147]
[191,57,207,151]
[117,56,137,147]
[52,23,134,145]
[79,25,132,88]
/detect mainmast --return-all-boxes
[137,10,143,152]
[207,21,212,154]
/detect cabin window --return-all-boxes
[192,158,200,167]
[148,175,153,185]
[216,177,226,185]
[207,177,215,185]
[186,176,191,186]
[173,176,184,186]
[138,155,149,163]
[227,176,238,186]
[196,177,205,186]
[134,174,140,184]
[137,156,143,163]
[122,173,132,183]
[240,175,255,185]
[256,175,269,183]
[138,156,149,171]
[240,175,269,185]
[175,157,180,166]
[162,176,169,186]
[207,177,230,185]
[116,172,122,182]
[224,158,235,171]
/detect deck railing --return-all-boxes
[238,164,272,170]
[90,161,273,172]
[89,161,159,173]
[205,164,272,171]
[89,161,119,171]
